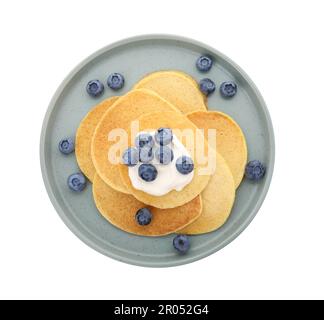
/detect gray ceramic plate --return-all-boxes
[40,35,275,267]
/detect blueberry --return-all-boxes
[220,81,237,98]
[67,173,87,192]
[135,208,152,226]
[176,156,194,175]
[155,146,174,165]
[122,147,139,167]
[139,146,154,163]
[154,128,173,146]
[173,234,190,254]
[199,78,216,96]
[107,73,124,90]
[58,138,74,154]
[196,55,213,72]
[138,164,158,182]
[245,160,266,181]
[86,80,104,97]
[135,133,154,149]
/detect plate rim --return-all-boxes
[40,34,275,268]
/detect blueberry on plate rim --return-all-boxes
[138,164,158,182]
[86,80,104,97]
[220,81,237,98]
[196,55,213,72]
[135,208,152,226]
[67,172,87,192]
[107,73,125,90]
[176,156,194,175]
[173,234,190,254]
[245,160,266,181]
[58,137,75,154]
[199,78,216,96]
[122,147,139,167]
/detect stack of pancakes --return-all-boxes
[76,71,247,236]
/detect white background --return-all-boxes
[1,0,324,300]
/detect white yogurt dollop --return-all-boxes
[128,132,194,196]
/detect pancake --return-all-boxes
[91,89,181,194]
[162,70,198,87]
[179,152,235,234]
[119,111,215,209]
[133,71,207,114]
[75,96,119,182]
[187,111,247,188]
[93,174,202,236]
